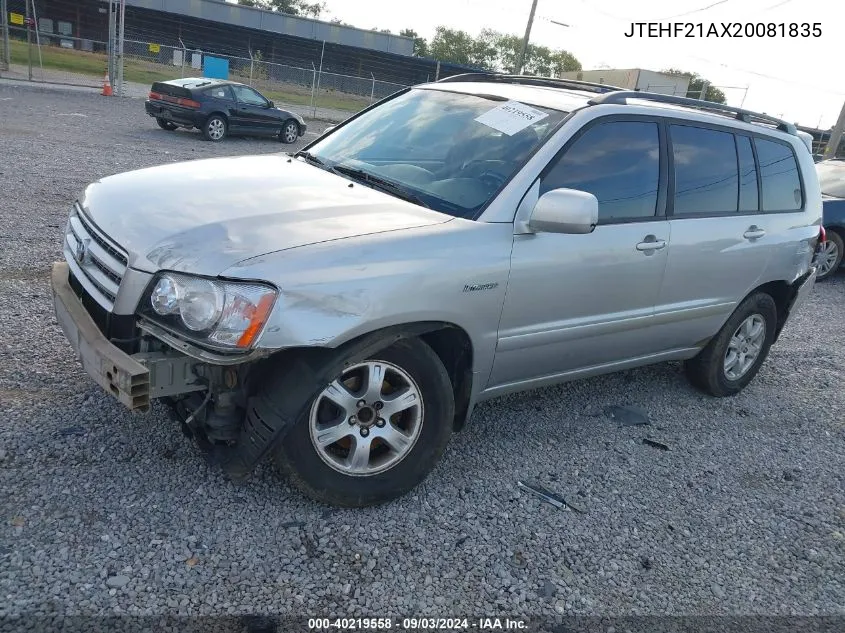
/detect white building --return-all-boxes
[558,68,692,96]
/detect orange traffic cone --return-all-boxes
[101,72,113,96]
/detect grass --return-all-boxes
[8,38,369,113]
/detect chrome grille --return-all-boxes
[64,203,128,311]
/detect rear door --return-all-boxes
[231,85,278,134]
[652,123,777,350]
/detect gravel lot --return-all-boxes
[1,83,844,629]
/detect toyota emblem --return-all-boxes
[74,238,89,264]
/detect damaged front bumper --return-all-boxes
[51,262,205,411]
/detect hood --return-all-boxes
[79,154,452,276]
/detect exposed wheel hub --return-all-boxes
[355,404,376,427]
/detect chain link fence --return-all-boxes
[1,19,412,121]
[0,25,107,88]
[120,37,409,120]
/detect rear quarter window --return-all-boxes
[754,137,803,211]
[206,86,232,100]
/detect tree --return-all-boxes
[329,17,352,26]
[662,68,727,104]
[551,50,581,76]
[400,25,583,73]
[237,0,326,18]
[399,28,429,58]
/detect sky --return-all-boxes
[312,0,843,129]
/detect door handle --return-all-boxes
[636,237,666,251]
[743,226,766,240]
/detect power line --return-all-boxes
[657,0,733,20]
[765,0,795,9]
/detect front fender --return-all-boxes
[222,219,514,379]
[215,323,445,479]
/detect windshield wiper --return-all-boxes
[331,165,432,209]
[293,150,325,167]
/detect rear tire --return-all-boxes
[272,338,454,507]
[202,114,227,142]
[684,292,777,397]
[814,230,843,281]
[156,118,178,131]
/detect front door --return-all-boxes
[490,118,671,389]
[231,85,277,134]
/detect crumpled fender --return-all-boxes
[213,323,446,480]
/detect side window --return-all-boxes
[754,138,803,211]
[736,135,759,212]
[233,85,268,107]
[207,85,232,100]
[541,120,660,222]
[671,125,738,215]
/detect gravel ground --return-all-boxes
[1,83,845,630]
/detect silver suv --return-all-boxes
[52,74,820,506]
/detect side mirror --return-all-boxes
[267,100,275,108]
[528,188,598,235]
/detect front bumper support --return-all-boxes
[52,262,151,411]
[52,262,207,410]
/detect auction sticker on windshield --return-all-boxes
[475,100,548,135]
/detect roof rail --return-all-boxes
[437,72,626,94]
[588,90,798,135]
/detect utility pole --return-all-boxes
[515,0,539,75]
[823,100,845,160]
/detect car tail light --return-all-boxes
[819,226,827,243]
[148,91,199,109]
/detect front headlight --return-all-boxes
[145,273,277,349]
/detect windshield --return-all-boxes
[817,159,845,198]
[302,88,567,218]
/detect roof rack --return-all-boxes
[437,72,626,94]
[588,90,798,136]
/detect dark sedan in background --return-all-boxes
[144,77,306,143]
[814,159,845,281]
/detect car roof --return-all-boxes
[159,77,248,90]
[418,80,594,113]
[418,79,801,144]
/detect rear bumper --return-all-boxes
[784,266,817,323]
[144,100,200,127]
[52,261,151,411]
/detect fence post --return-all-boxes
[178,39,186,78]
[249,49,254,86]
[309,62,316,115]
[108,0,117,85]
[25,0,32,79]
[313,39,325,118]
[0,0,10,72]
[116,0,125,96]
[370,72,375,103]
[29,0,43,79]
